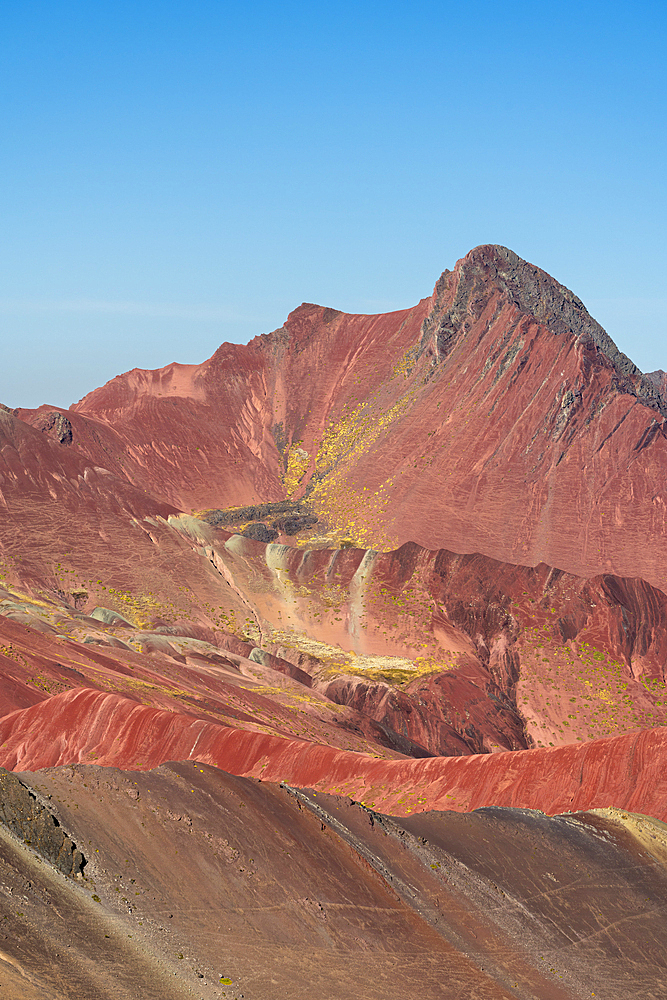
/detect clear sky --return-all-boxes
[1,1,665,408]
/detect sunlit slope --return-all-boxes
[16,244,667,590]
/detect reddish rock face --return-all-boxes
[17,244,667,590]
[5,245,667,769]
[2,687,667,825]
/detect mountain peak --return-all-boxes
[422,244,665,415]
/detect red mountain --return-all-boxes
[2,245,667,997]
[17,243,667,589]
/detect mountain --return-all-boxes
[17,244,667,590]
[2,245,667,997]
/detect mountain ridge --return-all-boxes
[3,245,667,995]
[13,245,667,593]
[420,244,665,414]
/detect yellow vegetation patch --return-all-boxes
[283,443,310,497]
[27,675,72,695]
[339,655,446,688]
[0,644,29,667]
[0,586,52,609]
[309,470,396,550]
[104,587,167,629]
[264,627,447,688]
[305,365,421,549]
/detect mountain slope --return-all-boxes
[4,245,667,762]
[17,244,667,591]
[3,245,667,996]
[7,761,667,1000]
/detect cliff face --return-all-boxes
[17,244,667,591]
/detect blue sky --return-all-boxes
[1,1,665,408]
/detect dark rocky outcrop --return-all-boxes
[40,411,73,444]
[204,500,312,526]
[272,513,318,534]
[241,522,279,543]
[420,244,666,415]
[0,767,85,875]
[204,501,317,537]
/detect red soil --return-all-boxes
[186,524,667,751]
[4,245,667,997]
[16,244,667,590]
[4,243,667,826]
[0,613,419,759]
[1,686,666,822]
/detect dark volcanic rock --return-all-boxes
[40,411,73,444]
[205,499,312,526]
[646,369,667,407]
[272,513,319,534]
[0,767,85,875]
[241,522,279,542]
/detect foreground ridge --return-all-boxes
[1,686,667,821]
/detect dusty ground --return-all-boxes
[0,761,664,999]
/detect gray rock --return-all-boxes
[241,522,279,543]
[205,500,313,527]
[90,606,134,627]
[419,244,666,416]
[271,513,318,535]
[0,768,86,876]
[40,411,73,445]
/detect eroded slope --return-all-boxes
[14,244,667,590]
[1,761,666,1000]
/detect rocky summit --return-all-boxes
[1,246,667,999]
